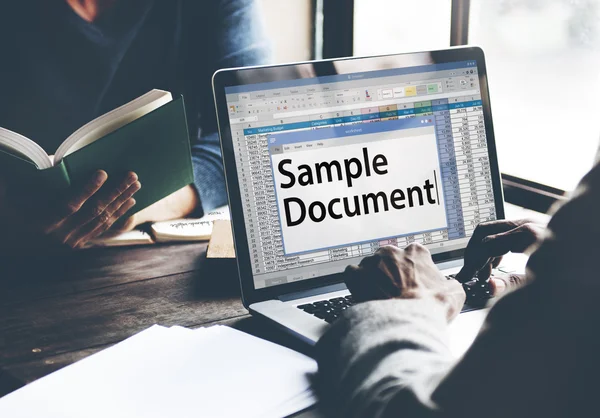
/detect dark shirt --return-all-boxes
[316,161,600,417]
[0,0,270,214]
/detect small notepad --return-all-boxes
[86,229,154,248]
[88,206,231,247]
[151,206,230,242]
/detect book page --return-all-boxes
[151,205,230,242]
[54,90,172,163]
[85,230,154,248]
[0,128,52,169]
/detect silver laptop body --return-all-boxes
[212,47,506,344]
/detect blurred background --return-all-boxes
[260,0,600,208]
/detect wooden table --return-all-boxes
[0,243,319,416]
[0,204,546,415]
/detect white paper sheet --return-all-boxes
[0,325,317,418]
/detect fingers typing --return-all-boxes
[457,219,541,282]
[482,223,542,255]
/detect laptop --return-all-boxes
[212,47,506,345]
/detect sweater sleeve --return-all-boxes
[316,298,454,418]
[316,282,582,418]
[187,0,271,215]
[316,162,600,418]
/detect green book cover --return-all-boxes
[0,147,70,189]
[0,95,194,216]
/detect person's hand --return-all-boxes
[89,184,200,239]
[3,170,141,250]
[456,219,545,284]
[115,185,200,232]
[344,244,466,321]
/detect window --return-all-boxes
[348,0,600,192]
[262,0,600,201]
[354,0,452,55]
[259,0,313,63]
[469,0,600,191]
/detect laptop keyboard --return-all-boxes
[297,275,489,324]
[297,295,355,324]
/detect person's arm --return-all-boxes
[316,244,466,418]
[119,1,270,229]
[187,0,271,216]
[316,161,600,418]
[317,297,455,418]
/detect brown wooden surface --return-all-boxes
[0,204,540,417]
[0,242,316,415]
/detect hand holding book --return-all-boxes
[0,170,141,250]
[0,89,195,252]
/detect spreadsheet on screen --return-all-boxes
[225,60,497,289]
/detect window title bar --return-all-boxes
[267,117,434,146]
[225,60,476,94]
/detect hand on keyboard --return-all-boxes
[448,272,528,307]
[456,219,543,283]
[343,244,466,321]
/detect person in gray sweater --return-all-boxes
[316,162,600,418]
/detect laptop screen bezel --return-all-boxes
[212,47,505,307]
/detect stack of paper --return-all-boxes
[0,325,317,418]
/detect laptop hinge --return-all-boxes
[279,282,347,302]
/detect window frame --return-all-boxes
[310,0,568,211]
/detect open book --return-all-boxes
[0,89,194,215]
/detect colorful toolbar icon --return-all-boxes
[393,87,405,98]
[404,86,417,97]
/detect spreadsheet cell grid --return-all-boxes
[227,62,496,289]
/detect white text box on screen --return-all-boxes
[271,131,447,255]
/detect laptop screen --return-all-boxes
[224,60,498,289]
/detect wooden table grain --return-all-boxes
[0,204,544,417]
[0,243,321,417]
